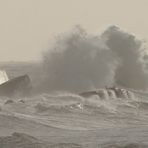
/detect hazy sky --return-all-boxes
[0,0,148,61]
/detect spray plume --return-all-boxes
[37,25,148,93]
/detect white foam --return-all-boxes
[0,70,9,85]
[107,90,117,99]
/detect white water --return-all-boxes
[0,70,9,85]
[1,89,148,148]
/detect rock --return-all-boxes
[0,75,32,97]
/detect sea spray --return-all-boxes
[35,25,148,93]
[40,26,117,92]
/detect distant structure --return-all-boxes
[0,70,9,85]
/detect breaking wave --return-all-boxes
[1,87,148,119]
[35,25,148,93]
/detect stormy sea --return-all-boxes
[1,26,148,148]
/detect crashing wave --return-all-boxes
[34,102,84,114]
[79,87,136,100]
[1,86,148,117]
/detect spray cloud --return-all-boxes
[39,25,148,92]
[41,26,117,92]
[103,26,148,90]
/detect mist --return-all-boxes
[38,25,148,93]
[40,26,117,92]
[102,26,148,90]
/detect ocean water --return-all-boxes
[1,89,148,147]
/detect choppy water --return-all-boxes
[1,88,148,147]
[1,88,148,127]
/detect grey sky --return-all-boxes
[0,0,148,61]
